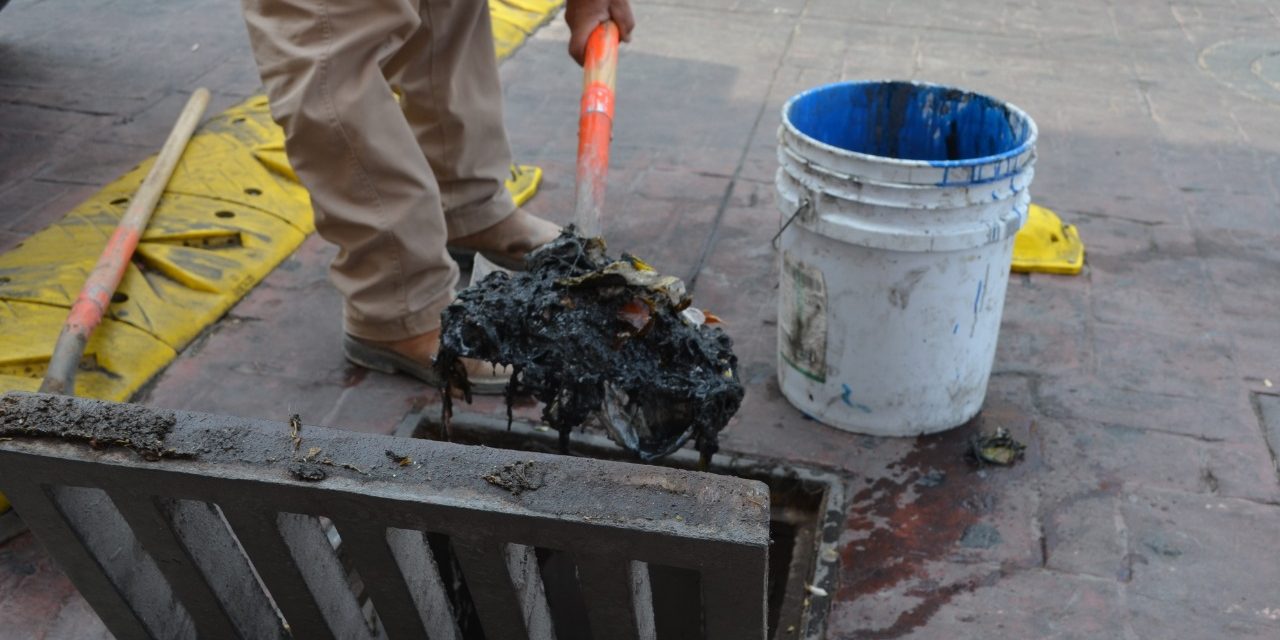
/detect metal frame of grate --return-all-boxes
[0,392,771,640]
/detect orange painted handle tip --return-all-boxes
[587,21,620,53]
[574,21,621,237]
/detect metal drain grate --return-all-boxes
[0,392,772,639]
[397,407,844,640]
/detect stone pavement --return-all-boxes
[5,0,1280,638]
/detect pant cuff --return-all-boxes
[343,287,455,342]
[444,188,516,239]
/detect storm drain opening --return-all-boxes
[397,407,844,640]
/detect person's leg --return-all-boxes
[384,0,560,262]
[240,0,457,343]
[384,0,512,237]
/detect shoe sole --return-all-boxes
[343,335,509,395]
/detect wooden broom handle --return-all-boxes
[40,88,211,395]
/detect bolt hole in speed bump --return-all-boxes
[775,80,1038,436]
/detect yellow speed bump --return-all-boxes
[1012,204,1085,275]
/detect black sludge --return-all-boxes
[436,228,744,464]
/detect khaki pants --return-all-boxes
[240,0,515,340]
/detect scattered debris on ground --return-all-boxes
[917,469,947,487]
[0,393,182,460]
[385,450,413,467]
[437,228,745,464]
[279,428,370,477]
[483,460,545,495]
[289,413,302,451]
[967,427,1025,466]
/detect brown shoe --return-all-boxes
[449,208,561,270]
[343,333,510,395]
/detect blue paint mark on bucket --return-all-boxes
[783,81,1035,185]
[953,322,960,335]
[841,384,874,414]
[973,280,985,314]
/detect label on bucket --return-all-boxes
[779,252,828,383]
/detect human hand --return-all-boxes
[564,0,634,65]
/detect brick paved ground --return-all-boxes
[4,0,1280,638]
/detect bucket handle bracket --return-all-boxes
[772,197,813,250]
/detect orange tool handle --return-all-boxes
[573,20,620,238]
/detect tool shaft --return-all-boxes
[573,21,620,238]
[40,88,211,395]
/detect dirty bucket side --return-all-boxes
[775,80,1037,436]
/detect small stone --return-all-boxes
[1141,532,1183,558]
[917,469,946,487]
[958,523,1002,549]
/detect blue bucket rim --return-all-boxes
[780,79,1039,170]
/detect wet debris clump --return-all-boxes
[288,461,327,482]
[437,228,745,464]
[483,460,545,495]
[0,393,183,460]
[967,427,1026,467]
[385,450,414,467]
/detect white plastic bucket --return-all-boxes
[775,80,1037,436]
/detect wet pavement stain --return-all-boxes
[837,414,1039,639]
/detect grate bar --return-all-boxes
[333,521,463,640]
[454,540,556,640]
[0,480,153,639]
[574,556,655,640]
[165,499,289,639]
[52,484,196,638]
[107,490,243,638]
[388,528,466,640]
[222,510,342,640]
[279,512,380,639]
